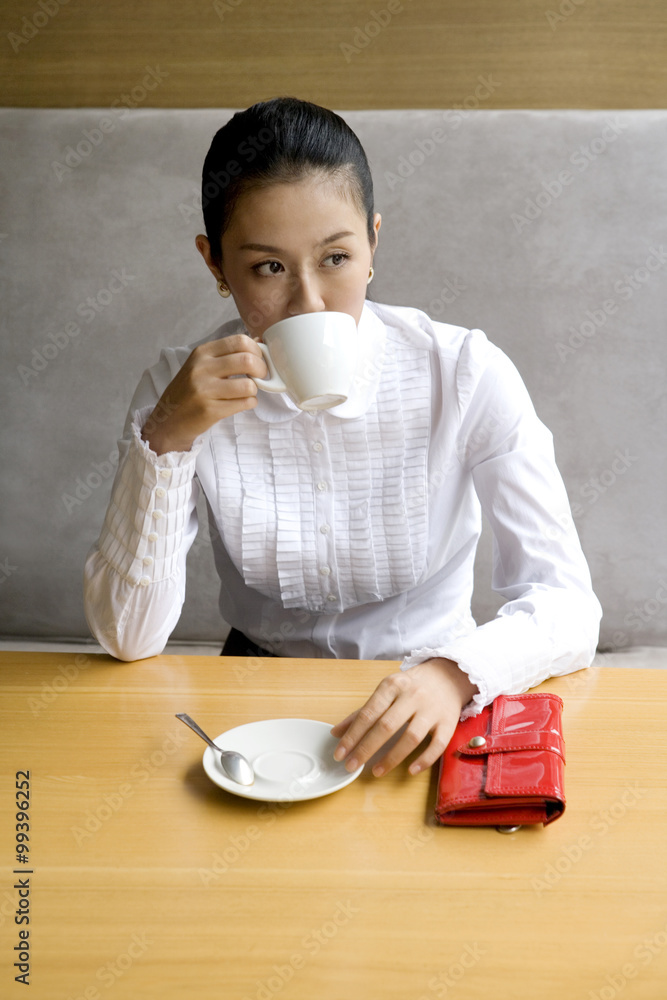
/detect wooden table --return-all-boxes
[1,652,666,999]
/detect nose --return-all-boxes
[286,272,325,316]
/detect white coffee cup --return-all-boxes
[252,312,358,411]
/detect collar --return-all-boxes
[250,303,387,423]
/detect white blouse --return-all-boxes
[83,301,602,719]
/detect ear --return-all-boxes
[371,213,382,254]
[195,234,225,283]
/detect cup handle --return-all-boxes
[253,342,287,394]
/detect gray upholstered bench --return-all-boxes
[1,108,665,663]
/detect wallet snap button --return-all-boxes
[496,825,522,834]
[468,736,486,748]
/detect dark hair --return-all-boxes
[201,97,376,266]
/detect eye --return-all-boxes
[253,260,284,276]
[322,251,350,268]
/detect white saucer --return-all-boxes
[202,718,364,802]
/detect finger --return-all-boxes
[368,720,430,777]
[214,350,268,381]
[336,699,414,772]
[404,727,453,777]
[187,337,261,372]
[343,673,411,742]
[332,686,397,763]
[330,711,358,739]
[210,374,259,401]
[208,333,264,358]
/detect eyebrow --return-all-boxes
[238,231,357,253]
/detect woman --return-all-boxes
[84,97,601,780]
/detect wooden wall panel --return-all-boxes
[0,0,666,109]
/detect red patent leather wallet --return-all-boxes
[435,693,565,828]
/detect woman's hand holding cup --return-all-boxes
[141,334,268,456]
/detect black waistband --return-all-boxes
[221,628,276,658]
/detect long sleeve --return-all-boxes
[402,335,602,718]
[83,403,202,661]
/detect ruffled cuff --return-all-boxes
[132,405,205,465]
[400,608,563,721]
[400,646,488,721]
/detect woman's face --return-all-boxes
[197,173,381,338]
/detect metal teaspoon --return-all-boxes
[175,713,255,785]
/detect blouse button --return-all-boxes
[316,481,328,492]
[312,442,323,452]
[143,556,153,566]
[155,487,166,498]
[326,594,337,603]
[159,469,171,479]
[319,524,330,534]
[319,565,331,577]
[152,509,164,520]
[139,576,150,587]
[147,532,158,542]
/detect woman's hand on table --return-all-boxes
[330,658,479,777]
[141,334,268,456]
